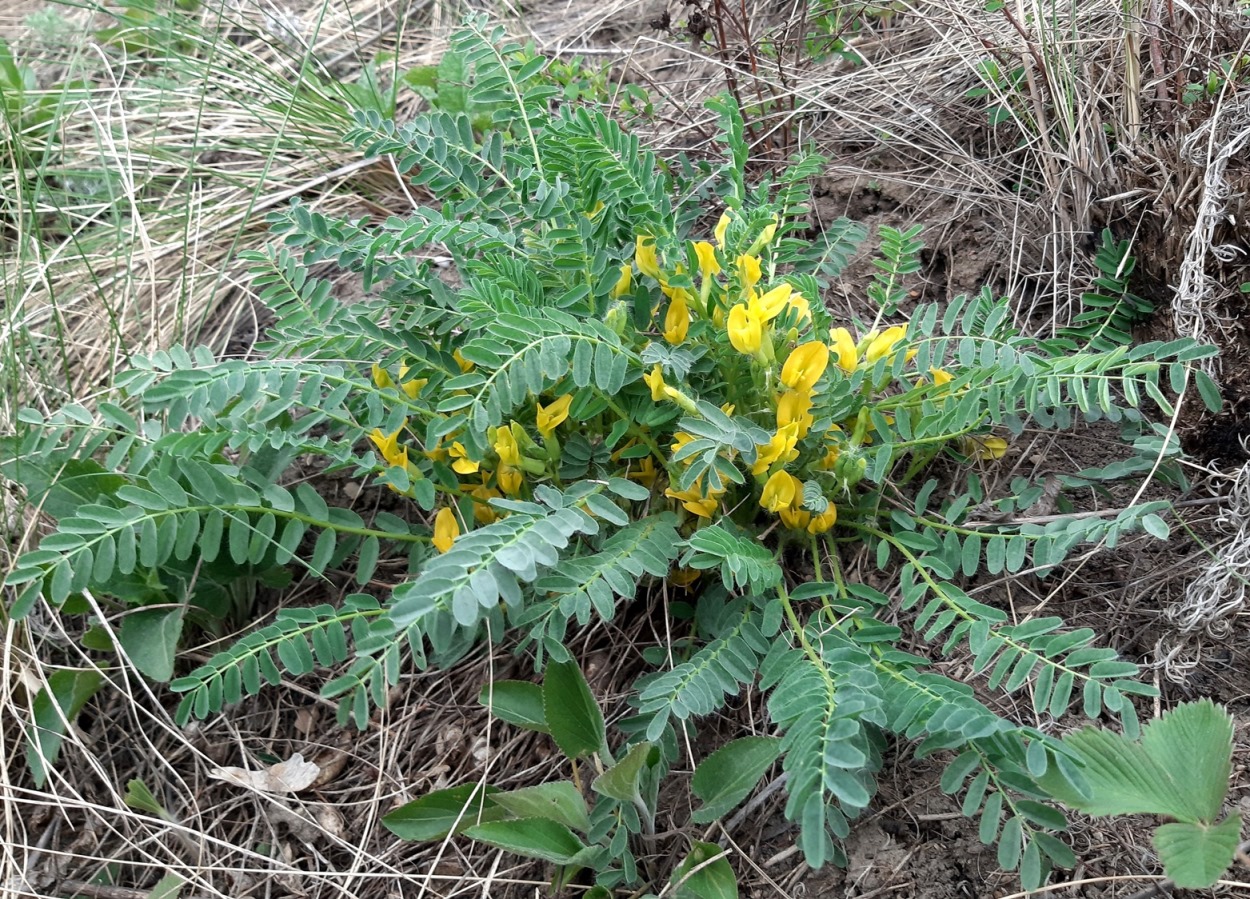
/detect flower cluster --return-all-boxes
[365,207,1010,563]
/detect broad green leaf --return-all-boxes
[119,607,185,683]
[479,680,549,733]
[671,841,738,899]
[543,660,606,760]
[146,873,184,899]
[382,784,505,840]
[1154,815,1241,888]
[124,779,173,821]
[593,741,657,804]
[26,668,104,787]
[491,782,591,833]
[1040,699,1234,823]
[462,817,588,864]
[1140,698,1234,822]
[690,736,781,824]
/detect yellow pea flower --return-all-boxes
[371,364,393,389]
[669,566,701,588]
[398,364,427,399]
[721,402,736,416]
[494,426,521,467]
[930,368,953,386]
[612,264,633,298]
[727,304,763,355]
[536,394,574,438]
[454,349,474,373]
[497,464,523,495]
[670,431,697,458]
[369,428,408,469]
[781,341,831,393]
[714,211,733,249]
[787,293,812,325]
[643,363,667,402]
[760,469,800,513]
[586,200,605,219]
[470,484,501,525]
[818,441,842,470]
[449,441,479,475]
[756,215,778,248]
[807,504,838,534]
[737,254,762,292]
[752,422,800,475]
[960,435,1009,461]
[830,327,858,373]
[749,283,792,324]
[864,325,909,364]
[636,235,661,279]
[664,292,690,345]
[693,241,721,279]
[779,506,812,531]
[776,389,815,439]
[627,455,658,488]
[665,478,720,519]
[433,507,459,553]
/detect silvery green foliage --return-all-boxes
[3,15,1225,892]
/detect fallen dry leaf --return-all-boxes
[209,753,320,793]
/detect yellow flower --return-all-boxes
[643,364,667,402]
[371,364,393,389]
[781,341,830,393]
[454,349,474,373]
[670,431,697,458]
[369,428,407,468]
[829,327,858,373]
[749,283,792,323]
[760,470,800,513]
[807,504,837,534]
[864,325,908,364]
[498,464,523,495]
[665,478,720,519]
[776,390,815,439]
[756,215,778,248]
[669,566,701,588]
[736,254,762,292]
[398,364,427,399]
[494,427,521,467]
[787,293,812,325]
[449,441,479,475]
[612,264,633,298]
[930,368,953,386]
[752,422,800,475]
[721,402,736,416]
[727,304,763,355]
[433,507,459,553]
[470,483,501,525]
[779,506,811,530]
[693,241,721,278]
[586,200,605,219]
[636,235,661,279]
[714,211,733,249]
[663,293,690,345]
[818,441,842,470]
[960,435,1009,461]
[627,455,658,488]
[536,394,574,438]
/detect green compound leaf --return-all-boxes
[382,784,505,841]
[1154,815,1242,889]
[691,736,781,824]
[542,660,607,761]
[478,680,549,733]
[462,817,589,865]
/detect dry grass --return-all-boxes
[3,0,1250,896]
